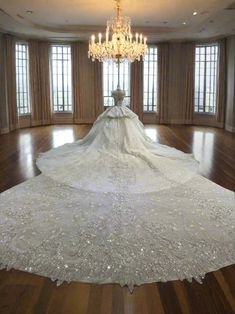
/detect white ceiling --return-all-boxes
[0,0,235,41]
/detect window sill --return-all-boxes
[143,111,157,114]
[18,113,31,117]
[194,112,216,116]
[104,106,130,109]
[53,111,73,114]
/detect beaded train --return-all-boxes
[0,106,234,292]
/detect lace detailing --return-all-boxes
[0,106,234,291]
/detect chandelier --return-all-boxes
[88,0,147,63]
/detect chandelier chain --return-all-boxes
[115,0,121,18]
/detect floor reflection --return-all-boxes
[193,130,215,175]
[144,127,159,142]
[52,129,75,148]
[18,133,36,178]
[2,124,234,193]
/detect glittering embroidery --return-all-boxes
[0,106,234,292]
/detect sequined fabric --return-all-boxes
[0,106,234,292]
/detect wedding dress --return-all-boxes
[0,106,234,292]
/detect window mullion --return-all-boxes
[203,51,206,112]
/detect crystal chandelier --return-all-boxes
[88,0,147,63]
[88,0,147,106]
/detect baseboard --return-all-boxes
[31,120,51,126]
[225,124,235,133]
[0,127,9,134]
[168,119,191,125]
[74,118,96,124]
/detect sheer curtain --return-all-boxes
[72,42,103,123]
[29,40,51,126]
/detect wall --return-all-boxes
[0,33,233,132]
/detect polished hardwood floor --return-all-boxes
[0,124,234,314]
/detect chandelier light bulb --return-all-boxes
[98,33,102,44]
[130,33,133,42]
[136,33,139,42]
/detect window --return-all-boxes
[103,61,130,107]
[15,42,31,114]
[143,47,158,112]
[51,45,72,112]
[194,44,218,113]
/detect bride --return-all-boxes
[0,101,234,291]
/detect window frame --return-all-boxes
[143,45,158,113]
[194,43,218,115]
[15,41,31,116]
[50,44,73,113]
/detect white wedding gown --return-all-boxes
[0,106,234,291]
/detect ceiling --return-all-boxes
[0,0,235,41]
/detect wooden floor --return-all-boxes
[0,124,235,314]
